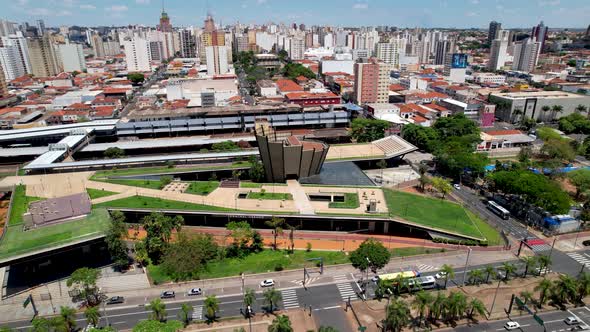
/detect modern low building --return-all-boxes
[255,120,329,183]
[476,129,535,151]
[285,91,341,107]
[489,90,590,122]
[166,77,239,107]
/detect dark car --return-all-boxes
[582,240,590,247]
[160,291,175,299]
[106,296,125,305]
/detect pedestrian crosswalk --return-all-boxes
[281,289,299,309]
[333,275,357,301]
[416,264,438,272]
[568,252,590,268]
[290,276,320,287]
[333,274,349,283]
[530,243,552,252]
[191,305,203,321]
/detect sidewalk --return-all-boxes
[0,249,514,322]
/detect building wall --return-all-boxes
[124,37,151,72]
[28,35,60,77]
[492,94,590,122]
[58,43,86,72]
[0,44,26,80]
[0,65,7,97]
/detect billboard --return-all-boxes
[451,54,468,69]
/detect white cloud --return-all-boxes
[28,8,52,16]
[539,0,560,5]
[80,4,96,10]
[465,11,478,17]
[136,0,150,4]
[105,5,128,12]
[352,2,369,9]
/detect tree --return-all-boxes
[500,262,517,281]
[178,303,192,327]
[226,221,255,257]
[412,290,433,327]
[521,256,537,278]
[467,298,486,320]
[248,156,265,183]
[265,216,285,250]
[282,63,315,80]
[377,159,387,179]
[160,233,219,281]
[277,49,288,61]
[84,306,101,327]
[431,176,452,199]
[401,124,439,152]
[541,105,552,122]
[541,138,576,162]
[211,140,239,151]
[538,255,552,276]
[66,267,101,306]
[268,315,293,332]
[444,291,467,322]
[243,288,256,315]
[349,239,391,272]
[535,278,552,307]
[569,169,590,199]
[576,104,588,115]
[429,292,446,322]
[148,299,167,322]
[204,295,219,321]
[441,264,455,289]
[350,118,390,143]
[128,72,145,84]
[106,210,129,270]
[132,320,183,332]
[484,265,496,283]
[383,298,411,332]
[577,272,590,304]
[263,288,282,313]
[467,269,484,286]
[141,212,183,263]
[551,105,564,121]
[104,147,125,159]
[552,274,578,305]
[60,306,77,332]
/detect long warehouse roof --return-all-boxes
[81,135,256,152]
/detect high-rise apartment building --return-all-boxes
[35,19,45,36]
[488,30,509,71]
[1,32,32,74]
[288,38,305,60]
[179,29,197,58]
[90,33,105,58]
[0,20,17,38]
[205,46,229,75]
[488,21,502,45]
[531,21,548,53]
[375,42,400,68]
[512,38,541,73]
[434,40,449,65]
[0,65,7,99]
[200,15,225,63]
[58,42,86,72]
[353,59,392,104]
[123,37,151,72]
[28,35,60,77]
[0,44,26,80]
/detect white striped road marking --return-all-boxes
[192,305,203,320]
[281,289,299,309]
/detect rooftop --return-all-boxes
[493,91,589,99]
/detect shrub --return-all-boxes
[274,264,284,272]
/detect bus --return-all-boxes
[375,270,419,282]
[407,276,437,291]
[487,200,510,220]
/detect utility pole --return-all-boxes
[488,276,502,317]
[548,237,557,258]
[462,247,472,286]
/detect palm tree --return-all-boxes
[551,104,564,121]
[468,269,484,286]
[535,278,552,307]
[84,306,100,328]
[441,264,455,289]
[520,291,534,306]
[500,262,517,281]
[538,255,552,276]
[484,265,496,284]
[577,272,590,304]
[412,290,433,327]
[444,291,467,322]
[383,298,411,332]
[575,104,587,115]
[429,292,446,322]
[552,274,578,305]
[268,315,293,332]
[263,288,282,313]
[204,295,220,321]
[148,299,167,322]
[60,306,77,332]
[522,256,537,278]
[467,298,486,321]
[265,216,285,250]
[243,288,256,312]
[178,303,192,327]
[541,105,551,122]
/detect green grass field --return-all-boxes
[8,185,41,226]
[0,208,110,260]
[383,189,487,240]
[467,210,503,246]
[86,188,118,200]
[239,182,288,188]
[91,161,251,179]
[390,247,447,257]
[147,250,349,284]
[97,178,164,190]
[93,195,234,211]
[246,192,292,200]
[185,181,219,195]
[328,193,360,209]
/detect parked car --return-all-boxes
[160,291,175,299]
[187,288,202,296]
[504,321,520,330]
[260,279,275,287]
[106,296,124,305]
[582,240,590,247]
[434,272,447,279]
[453,184,461,190]
[371,275,380,283]
[571,324,590,331]
[566,317,581,325]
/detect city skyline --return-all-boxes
[4,0,590,29]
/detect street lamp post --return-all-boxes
[488,274,503,317]
[462,247,472,287]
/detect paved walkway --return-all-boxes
[287,180,315,215]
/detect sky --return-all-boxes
[3,0,590,29]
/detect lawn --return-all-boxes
[0,208,111,260]
[147,249,350,284]
[185,181,219,195]
[328,193,360,209]
[91,161,252,179]
[467,210,503,246]
[86,188,118,200]
[390,247,447,257]
[240,182,288,188]
[8,185,41,226]
[93,195,234,211]
[247,192,293,200]
[97,178,164,190]
[383,189,485,240]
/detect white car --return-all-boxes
[566,317,581,325]
[187,288,202,296]
[371,275,380,283]
[504,321,520,330]
[260,279,275,287]
[435,272,447,279]
[453,184,461,190]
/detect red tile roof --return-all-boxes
[285,92,339,100]
[276,79,303,92]
[485,129,524,136]
[389,84,405,92]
